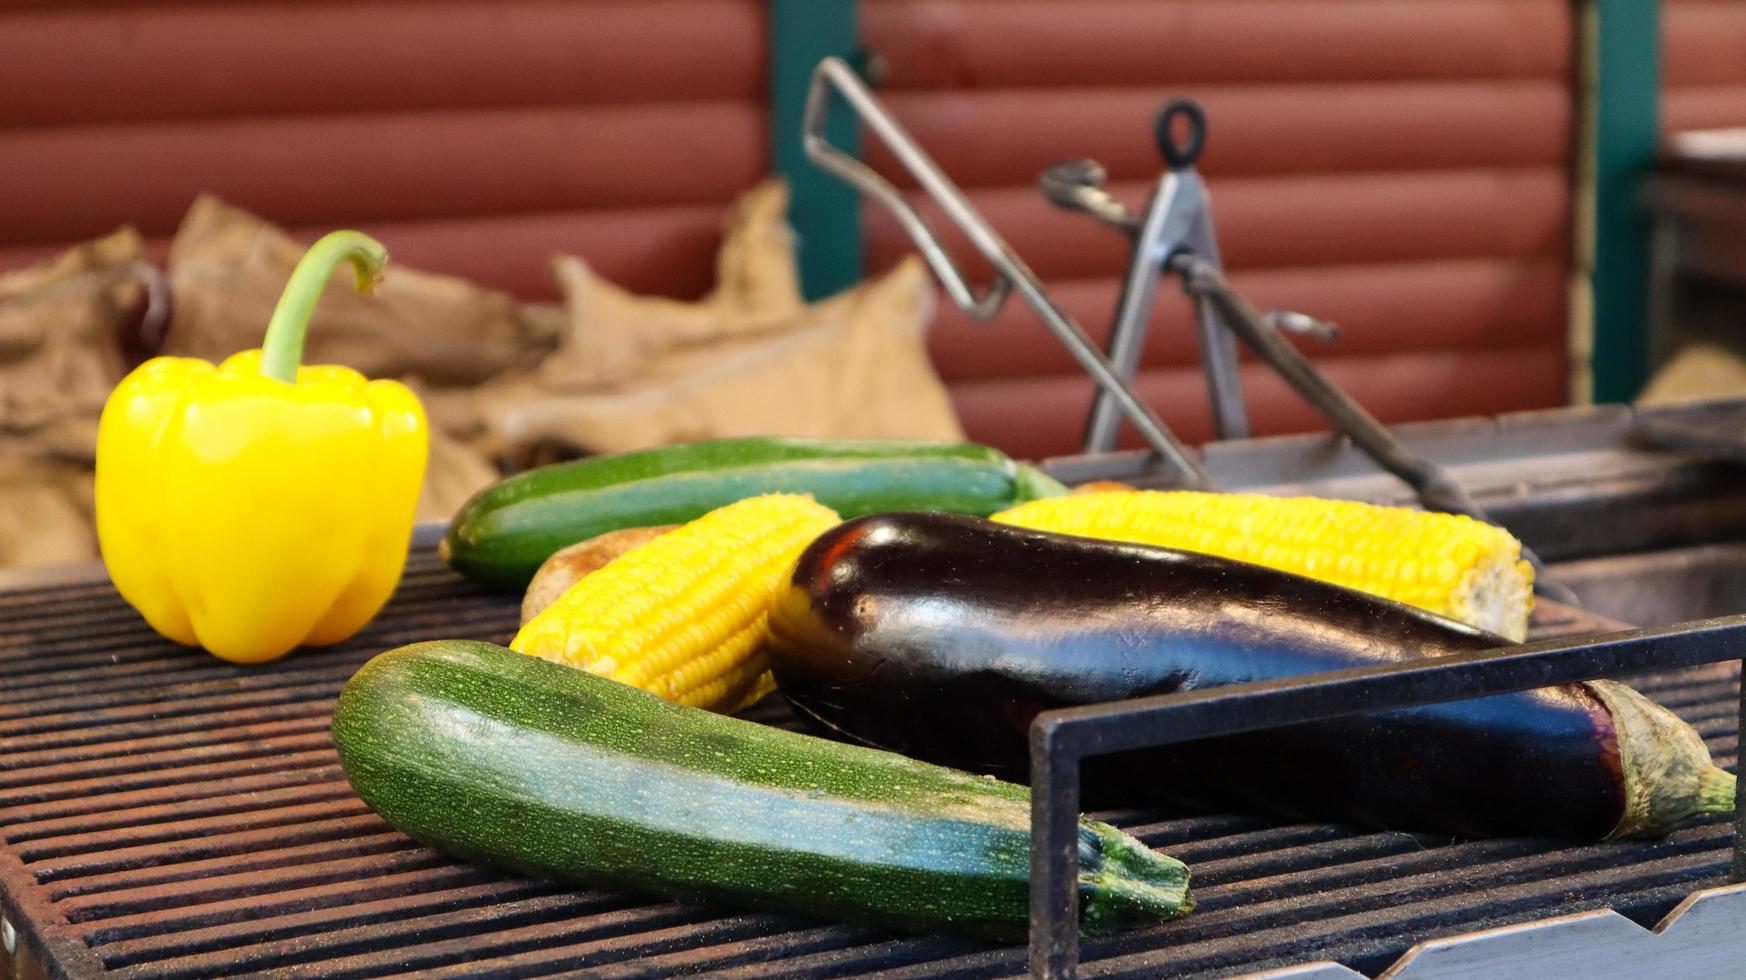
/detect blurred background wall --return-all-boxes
[1664,0,1746,133]
[2,0,1744,460]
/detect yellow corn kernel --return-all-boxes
[511,494,840,713]
[993,490,1533,641]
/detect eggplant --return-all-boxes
[768,513,1734,839]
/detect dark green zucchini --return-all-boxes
[768,513,1735,840]
[332,640,1189,941]
[442,437,1068,588]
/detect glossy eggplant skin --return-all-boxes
[769,513,1625,839]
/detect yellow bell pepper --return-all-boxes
[95,231,428,663]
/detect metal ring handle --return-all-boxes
[1154,99,1208,170]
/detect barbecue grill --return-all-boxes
[3,401,1745,979]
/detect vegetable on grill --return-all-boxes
[333,640,1192,941]
[769,513,1734,840]
[520,525,675,624]
[512,494,840,714]
[442,436,1068,588]
[995,490,1533,641]
[97,231,427,663]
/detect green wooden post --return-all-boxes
[1591,0,1662,403]
[769,0,863,300]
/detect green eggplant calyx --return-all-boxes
[1076,821,1193,935]
[1591,679,1736,838]
[1695,765,1738,815]
[260,230,390,383]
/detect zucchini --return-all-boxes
[769,513,1736,840]
[441,437,1068,588]
[332,640,1190,941]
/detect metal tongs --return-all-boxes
[1039,100,1337,450]
[802,56,1572,600]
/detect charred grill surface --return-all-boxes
[0,548,1736,979]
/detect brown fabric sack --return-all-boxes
[534,181,806,388]
[0,228,166,567]
[468,256,962,456]
[455,179,963,460]
[163,195,563,385]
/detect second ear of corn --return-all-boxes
[994,490,1533,642]
[511,493,841,713]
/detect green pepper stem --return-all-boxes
[259,230,390,383]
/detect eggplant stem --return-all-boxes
[1592,679,1736,837]
[1695,766,1737,815]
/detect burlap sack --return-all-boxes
[0,457,98,569]
[1638,342,1746,405]
[452,177,964,459]
[0,227,164,567]
[400,380,504,523]
[0,228,157,448]
[471,256,962,455]
[534,181,806,388]
[164,195,564,385]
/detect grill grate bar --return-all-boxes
[0,684,349,741]
[68,850,458,927]
[4,762,344,826]
[0,612,511,715]
[1,747,341,810]
[27,813,394,885]
[214,906,805,980]
[80,864,508,945]
[0,737,336,807]
[21,797,376,865]
[97,881,577,973]
[3,715,335,778]
[0,565,463,630]
[6,779,359,844]
[0,577,480,650]
[0,700,342,757]
[49,832,420,902]
[0,587,505,657]
[592,925,937,980]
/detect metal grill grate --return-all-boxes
[0,549,1736,979]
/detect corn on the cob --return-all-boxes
[993,490,1533,641]
[511,493,841,713]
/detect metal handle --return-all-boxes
[803,57,1213,486]
[1154,98,1208,170]
[803,59,1012,320]
[1267,310,1340,342]
[1038,159,1137,234]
